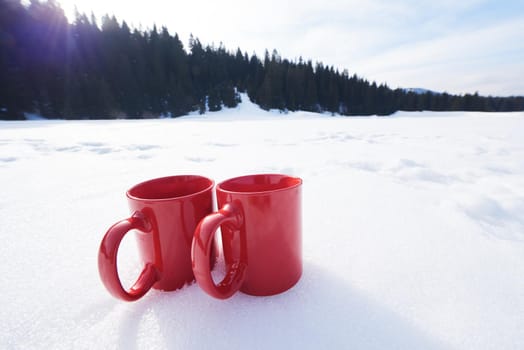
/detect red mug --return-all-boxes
[192,174,303,299]
[98,175,214,301]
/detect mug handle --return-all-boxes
[98,211,159,301]
[192,202,247,299]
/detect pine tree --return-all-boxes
[304,61,318,112]
[208,87,221,112]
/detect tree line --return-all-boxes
[1,0,523,120]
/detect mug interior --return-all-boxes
[127,175,213,200]
[218,174,301,194]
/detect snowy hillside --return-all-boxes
[404,87,439,95]
[1,96,523,349]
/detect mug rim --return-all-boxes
[126,175,214,201]
[216,173,302,195]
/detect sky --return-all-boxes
[55,0,524,97]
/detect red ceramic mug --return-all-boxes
[98,175,214,301]
[192,174,303,299]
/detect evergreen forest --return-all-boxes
[1,0,523,120]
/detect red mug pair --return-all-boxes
[98,174,302,301]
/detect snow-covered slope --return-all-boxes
[184,92,323,120]
[1,100,523,349]
[404,87,439,95]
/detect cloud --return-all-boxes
[353,16,524,95]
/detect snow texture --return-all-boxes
[1,95,523,349]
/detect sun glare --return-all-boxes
[55,0,131,23]
[54,0,100,21]
[55,0,160,32]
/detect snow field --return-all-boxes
[1,97,523,349]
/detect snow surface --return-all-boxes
[1,95,524,349]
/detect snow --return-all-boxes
[24,112,48,121]
[403,88,438,95]
[1,95,523,349]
